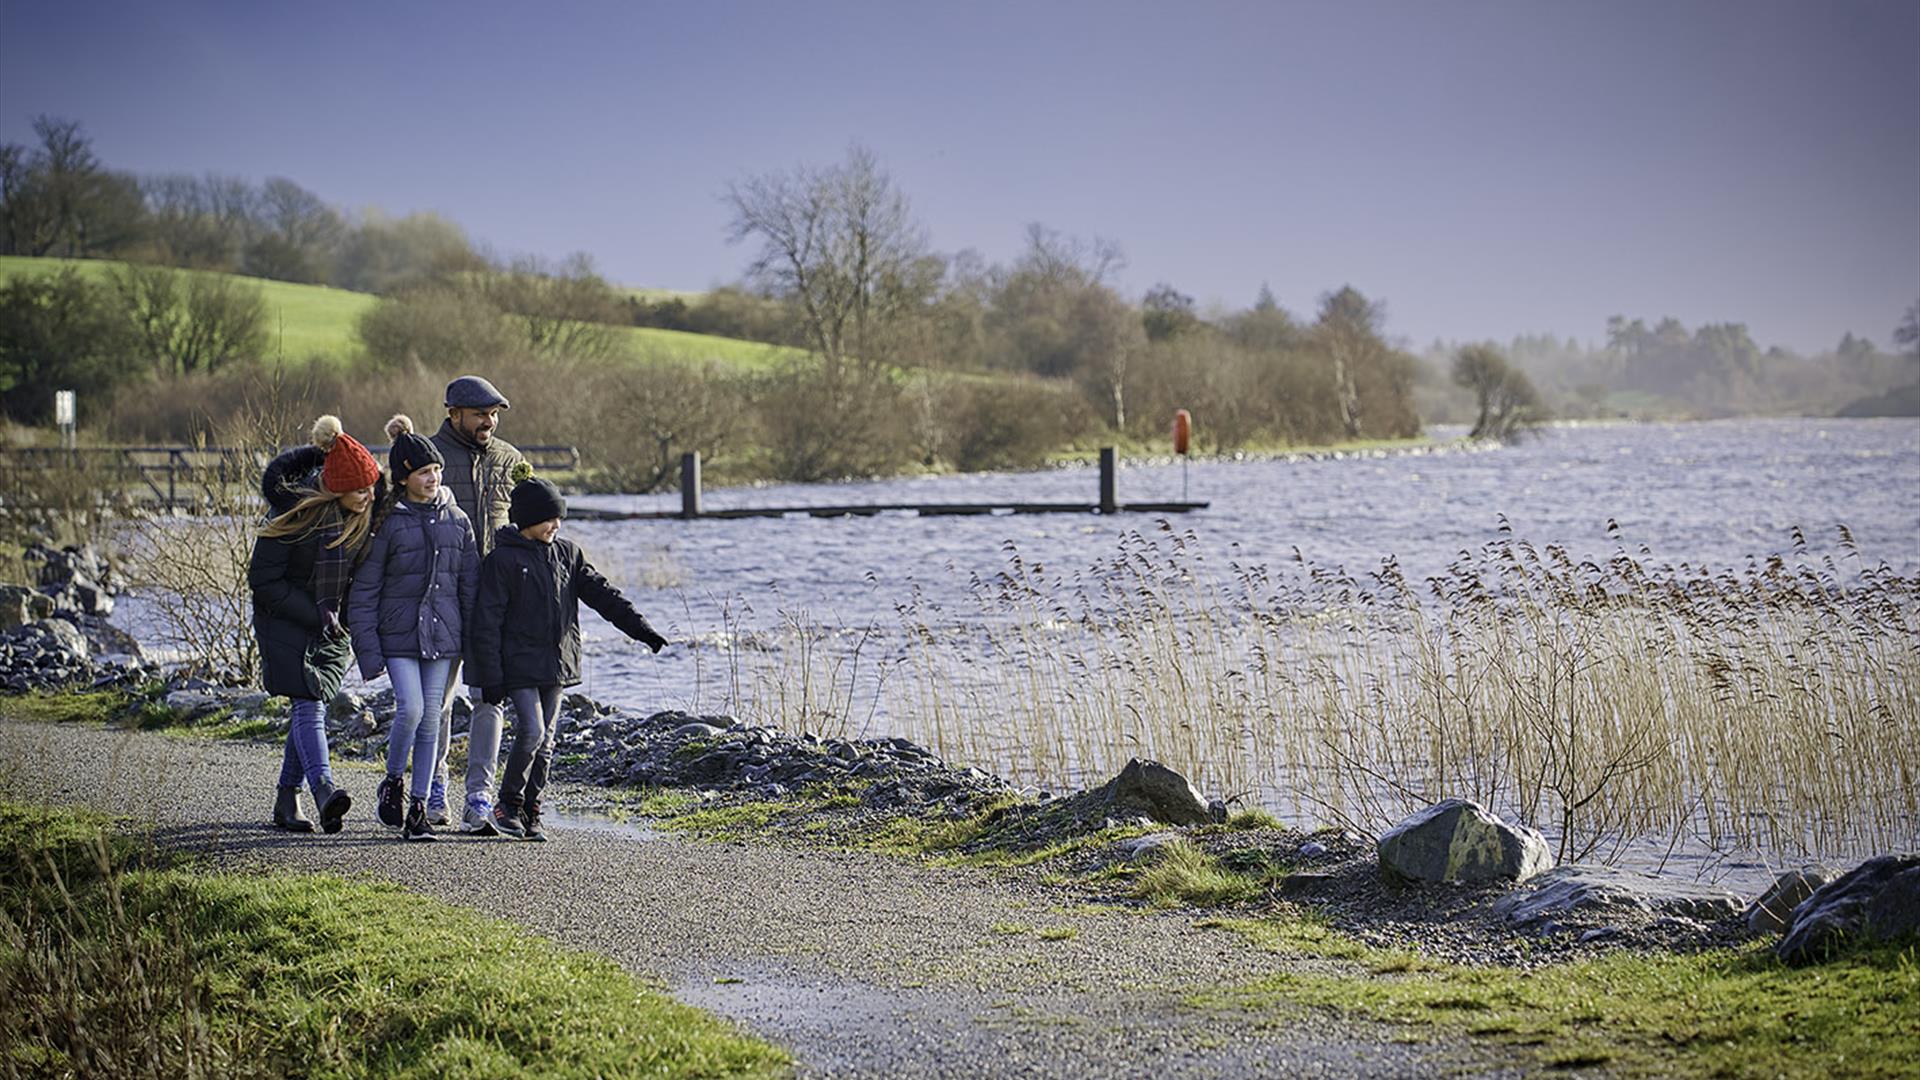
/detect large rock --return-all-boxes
[1092,759,1217,826]
[1377,798,1552,885]
[1494,865,1743,927]
[1778,854,1920,965]
[1746,866,1838,935]
[0,585,56,629]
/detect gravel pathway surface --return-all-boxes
[0,720,1534,1078]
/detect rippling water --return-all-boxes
[117,417,1920,883]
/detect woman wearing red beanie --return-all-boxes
[252,415,384,834]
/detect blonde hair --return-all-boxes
[258,488,374,550]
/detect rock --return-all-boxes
[0,584,53,629]
[1377,799,1552,885]
[674,722,725,740]
[1299,841,1330,859]
[1578,926,1623,944]
[1778,854,1920,965]
[163,690,224,719]
[1090,759,1214,827]
[43,617,90,659]
[328,690,364,728]
[1746,866,1838,935]
[1118,832,1183,862]
[1277,872,1334,896]
[1493,865,1742,927]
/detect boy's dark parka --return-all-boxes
[465,526,663,692]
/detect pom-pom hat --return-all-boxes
[312,415,380,494]
[384,414,444,481]
[509,474,566,529]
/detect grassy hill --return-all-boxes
[0,256,795,370]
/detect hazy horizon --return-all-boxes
[3,0,1916,355]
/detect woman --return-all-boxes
[252,414,383,833]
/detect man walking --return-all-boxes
[428,375,526,832]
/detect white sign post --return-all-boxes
[54,389,76,449]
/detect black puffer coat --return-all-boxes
[249,446,385,701]
[431,420,525,558]
[466,527,661,691]
[346,487,478,679]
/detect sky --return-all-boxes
[2,0,1916,355]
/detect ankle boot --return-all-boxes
[273,786,314,833]
[311,779,352,834]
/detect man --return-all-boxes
[428,375,526,832]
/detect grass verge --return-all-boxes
[0,800,790,1079]
[1199,914,1919,1077]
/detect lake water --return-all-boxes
[118,417,1920,885]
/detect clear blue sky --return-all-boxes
[3,0,1916,354]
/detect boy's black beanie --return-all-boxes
[509,477,566,528]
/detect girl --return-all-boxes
[347,415,478,842]
[468,466,666,840]
[253,415,383,834]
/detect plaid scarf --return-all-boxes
[308,515,353,621]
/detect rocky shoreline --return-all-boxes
[3,542,1914,970]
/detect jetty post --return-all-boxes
[680,452,702,519]
[1098,447,1117,514]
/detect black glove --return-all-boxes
[320,608,347,642]
[638,628,667,654]
[481,686,506,706]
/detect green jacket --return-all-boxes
[431,418,526,558]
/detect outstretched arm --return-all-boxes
[575,549,666,651]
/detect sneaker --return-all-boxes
[490,803,525,839]
[403,796,437,841]
[426,778,451,826]
[522,803,547,843]
[376,775,404,829]
[463,796,499,836]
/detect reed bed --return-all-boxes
[726,522,1917,868]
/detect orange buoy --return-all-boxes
[1172,409,1192,455]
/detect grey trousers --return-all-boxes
[437,659,505,806]
[497,684,563,814]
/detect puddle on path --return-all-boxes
[542,809,665,842]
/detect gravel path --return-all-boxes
[0,720,1533,1078]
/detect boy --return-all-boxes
[466,466,667,840]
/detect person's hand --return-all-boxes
[639,628,667,654]
[481,686,506,706]
[320,608,348,642]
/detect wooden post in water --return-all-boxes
[1098,447,1117,514]
[680,452,702,519]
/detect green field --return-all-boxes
[0,255,796,370]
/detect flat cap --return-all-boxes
[444,375,510,409]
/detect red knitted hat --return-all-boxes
[311,415,380,493]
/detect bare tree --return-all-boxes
[476,252,626,360]
[725,144,929,371]
[111,263,267,376]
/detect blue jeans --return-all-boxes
[497,685,562,814]
[277,697,332,792]
[385,657,453,800]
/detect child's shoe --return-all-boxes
[376,775,404,829]
[426,778,451,826]
[403,796,437,841]
[522,802,548,843]
[311,779,352,834]
[463,795,499,836]
[490,802,526,839]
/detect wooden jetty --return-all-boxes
[568,449,1209,522]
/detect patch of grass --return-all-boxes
[652,800,783,842]
[1221,808,1283,830]
[1128,839,1261,908]
[634,789,700,816]
[0,800,789,1079]
[990,922,1032,936]
[1038,926,1079,942]
[1199,911,1920,1078]
[0,689,127,725]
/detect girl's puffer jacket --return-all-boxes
[346,488,478,678]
